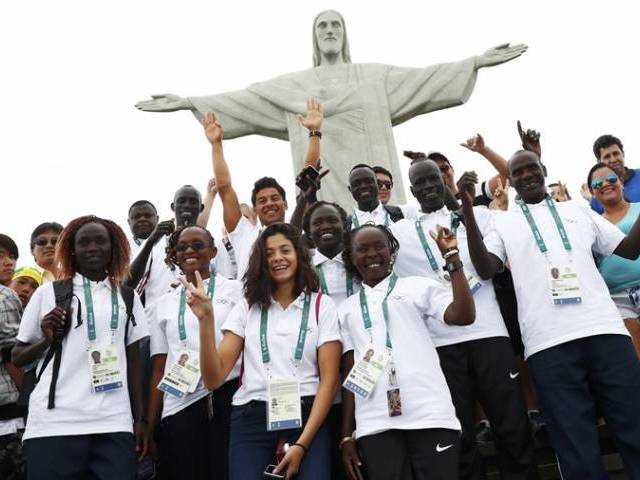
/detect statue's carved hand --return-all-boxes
[135,94,191,112]
[476,43,528,69]
[297,97,324,131]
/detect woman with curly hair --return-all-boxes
[12,215,149,480]
[147,225,243,479]
[180,222,341,480]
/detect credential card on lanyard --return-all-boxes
[343,344,390,400]
[548,264,582,305]
[89,345,123,393]
[267,378,302,430]
[157,349,201,398]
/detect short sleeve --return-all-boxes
[588,207,626,256]
[148,300,168,356]
[228,217,260,278]
[17,283,52,344]
[483,217,507,263]
[337,308,354,354]
[315,294,341,347]
[413,277,453,325]
[125,292,150,346]
[222,300,249,339]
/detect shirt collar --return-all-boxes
[270,291,308,309]
[362,273,395,293]
[73,272,114,291]
[313,249,344,267]
[416,205,450,221]
[354,201,385,217]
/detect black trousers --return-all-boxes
[437,336,537,480]
[327,403,347,480]
[25,432,135,480]
[358,428,460,480]
[159,378,238,480]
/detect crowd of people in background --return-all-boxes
[3,96,640,480]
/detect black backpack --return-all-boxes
[347,204,404,230]
[33,279,136,409]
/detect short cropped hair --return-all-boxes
[30,222,64,249]
[128,200,157,216]
[0,234,19,259]
[251,177,287,206]
[373,166,393,182]
[593,135,624,159]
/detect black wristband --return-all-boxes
[443,259,463,273]
[308,130,322,138]
[291,443,308,455]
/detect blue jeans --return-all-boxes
[229,396,330,480]
[528,334,640,480]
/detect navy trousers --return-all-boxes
[528,334,640,480]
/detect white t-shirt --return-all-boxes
[228,216,260,281]
[352,203,395,228]
[149,275,242,419]
[17,274,149,440]
[143,238,180,309]
[390,206,508,347]
[312,250,361,308]
[338,275,460,439]
[398,202,420,220]
[223,292,341,406]
[483,199,628,358]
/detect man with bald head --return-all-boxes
[347,164,404,228]
[390,159,535,479]
[459,150,640,478]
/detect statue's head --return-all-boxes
[312,10,351,66]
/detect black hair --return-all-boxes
[593,134,624,159]
[349,163,375,174]
[426,152,451,165]
[128,200,157,217]
[342,224,400,282]
[302,201,349,241]
[30,222,64,249]
[373,166,393,182]
[0,234,19,259]
[586,163,613,191]
[165,225,216,271]
[250,177,287,206]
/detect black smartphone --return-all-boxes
[263,464,285,479]
[295,165,320,191]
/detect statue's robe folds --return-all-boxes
[188,58,477,207]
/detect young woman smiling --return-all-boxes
[181,223,342,480]
[338,224,475,480]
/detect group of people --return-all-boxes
[2,95,640,480]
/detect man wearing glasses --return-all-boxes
[29,222,63,282]
[374,166,419,219]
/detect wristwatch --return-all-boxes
[443,259,463,273]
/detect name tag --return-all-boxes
[157,350,201,398]
[548,264,582,305]
[88,345,123,393]
[267,378,302,431]
[343,344,390,400]
[442,272,482,295]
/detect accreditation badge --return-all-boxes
[88,345,123,393]
[442,271,482,294]
[548,264,582,305]
[267,378,302,431]
[157,350,201,398]
[343,344,391,400]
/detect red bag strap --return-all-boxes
[315,292,322,324]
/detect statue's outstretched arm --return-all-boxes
[135,93,191,112]
[475,43,528,69]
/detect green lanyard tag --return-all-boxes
[414,220,440,272]
[260,293,312,365]
[352,208,390,230]
[316,263,354,297]
[359,274,398,349]
[178,275,216,343]
[518,195,572,254]
[82,276,119,343]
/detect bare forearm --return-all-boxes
[297,374,337,449]
[304,137,321,168]
[614,217,640,259]
[462,205,502,279]
[198,318,227,389]
[290,194,309,231]
[480,146,509,182]
[126,342,145,422]
[444,260,475,325]
[147,357,166,431]
[12,338,52,368]
[211,142,242,232]
[340,352,356,437]
[127,241,155,288]
[197,192,216,228]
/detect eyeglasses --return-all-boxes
[34,237,58,247]
[377,180,393,190]
[175,241,213,252]
[590,173,619,190]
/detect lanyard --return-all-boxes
[260,293,312,367]
[518,195,572,254]
[414,220,440,272]
[178,275,216,343]
[82,276,119,343]
[316,263,354,297]
[359,274,398,349]
[352,207,389,229]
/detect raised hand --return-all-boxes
[517,120,541,157]
[460,134,486,154]
[555,181,570,202]
[476,43,528,69]
[429,224,458,254]
[403,150,427,162]
[179,271,214,321]
[456,171,479,210]
[490,177,510,211]
[297,97,324,132]
[149,220,175,245]
[203,112,224,144]
[135,94,191,112]
[206,178,218,195]
[296,166,330,199]
[580,183,593,202]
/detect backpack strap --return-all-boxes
[315,292,322,324]
[383,205,404,223]
[119,284,136,344]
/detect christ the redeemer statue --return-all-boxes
[136,10,527,207]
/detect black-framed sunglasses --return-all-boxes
[175,241,213,252]
[377,180,393,190]
[34,237,58,247]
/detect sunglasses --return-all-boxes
[590,173,619,190]
[34,237,58,247]
[175,241,213,252]
[377,180,393,190]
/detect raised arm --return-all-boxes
[197,178,218,228]
[613,217,640,260]
[296,97,324,169]
[460,133,509,195]
[126,220,175,289]
[203,112,243,234]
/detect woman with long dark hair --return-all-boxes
[181,222,341,479]
[12,215,149,479]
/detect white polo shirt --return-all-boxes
[312,250,361,308]
[223,292,341,406]
[149,275,242,419]
[483,199,628,359]
[17,274,149,440]
[338,275,460,439]
[227,216,260,280]
[390,206,508,347]
[352,203,394,228]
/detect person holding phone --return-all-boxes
[181,223,341,480]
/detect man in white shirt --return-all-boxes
[460,150,640,479]
[126,200,159,258]
[348,164,404,229]
[390,158,536,480]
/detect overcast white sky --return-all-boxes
[2,0,640,266]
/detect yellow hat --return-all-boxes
[12,267,44,286]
